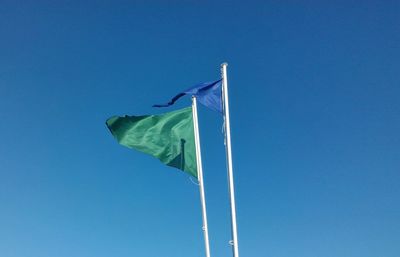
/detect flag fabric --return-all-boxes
[153,79,222,113]
[106,107,197,178]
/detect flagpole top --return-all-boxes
[221,62,228,68]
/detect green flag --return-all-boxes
[106,107,197,178]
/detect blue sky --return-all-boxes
[1,1,399,257]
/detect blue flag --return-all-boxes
[153,79,222,113]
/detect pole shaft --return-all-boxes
[221,63,240,257]
[192,96,211,257]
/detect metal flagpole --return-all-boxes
[192,96,211,257]
[221,62,240,257]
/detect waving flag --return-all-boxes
[153,79,222,113]
[106,107,197,178]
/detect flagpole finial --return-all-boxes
[221,62,228,67]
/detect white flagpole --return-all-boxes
[192,96,211,257]
[221,62,240,257]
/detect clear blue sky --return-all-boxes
[1,1,399,257]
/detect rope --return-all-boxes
[189,176,199,186]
